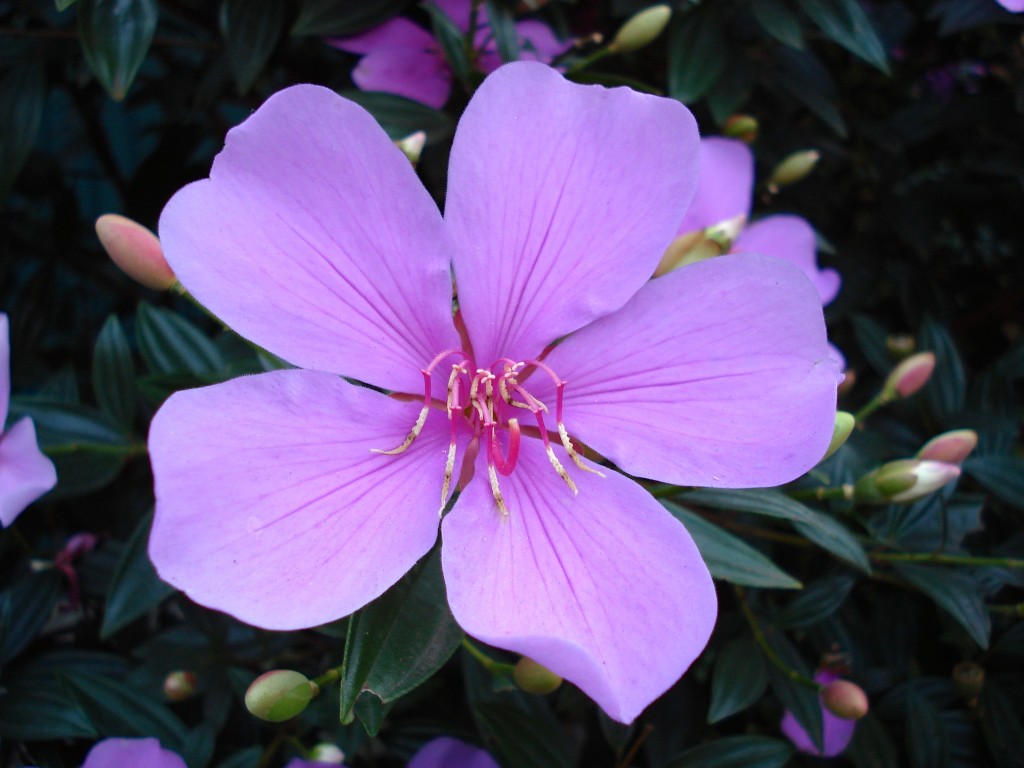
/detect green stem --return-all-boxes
[312,666,342,689]
[565,45,614,75]
[872,551,1024,568]
[853,391,893,423]
[788,485,854,502]
[45,442,148,457]
[734,586,820,690]
[461,637,516,676]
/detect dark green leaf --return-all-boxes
[964,455,1024,510]
[776,574,856,628]
[797,0,889,73]
[0,570,63,664]
[667,8,727,103]
[92,314,137,431]
[101,510,176,638]
[665,503,801,589]
[292,0,408,36]
[708,636,770,723]
[905,687,949,768]
[424,0,472,90]
[221,0,288,94]
[793,513,871,573]
[60,670,188,751]
[351,692,387,736]
[767,635,822,752]
[893,564,990,648]
[485,0,520,63]
[918,317,966,418]
[215,747,262,768]
[752,0,805,48]
[666,736,794,768]
[136,303,226,378]
[340,91,455,143]
[707,65,752,125]
[339,551,462,727]
[475,701,573,768]
[978,683,1024,768]
[78,0,159,100]
[849,713,900,768]
[774,47,846,136]
[0,62,45,199]
[850,312,892,375]
[56,0,80,8]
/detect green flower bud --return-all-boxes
[917,429,978,464]
[722,114,758,143]
[822,411,855,461]
[704,213,747,251]
[163,670,198,702]
[854,459,960,504]
[821,679,869,721]
[394,131,426,165]
[96,213,176,291]
[882,351,936,400]
[513,656,563,695]
[653,232,722,276]
[244,670,318,722]
[609,5,672,53]
[768,149,820,189]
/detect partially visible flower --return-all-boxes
[780,671,859,758]
[409,737,499,768]
[81,738,186,768]
[996,0,1024,13]
[329,0,567,108]
[0,313,57,527]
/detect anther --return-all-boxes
[488,462,509,517]
[558,423,604,477]
[371,405,429,455]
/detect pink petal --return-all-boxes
[158,85,459,395]
[442,437,716,723]
[409,737,499,768]
[535,254,840,488]
[731,215,841,305]
[0,417,57,527]
[677,137,754,235]
[82,738,186,768]
[350,47,452,109]
[149,370,459,630]
[327,17,435,55]
[446,62,699,366]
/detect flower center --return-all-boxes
[372,349,601,516]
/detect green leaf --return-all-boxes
[793,513,871,573]
[221,0,288,94]
[340,91,455,143]
[664,503,801,589]
[77,0,159,100]
[905,687,949,768]
[918,317,966,418]
[849,713,900,768]
[101,510,176,638]
[667,7,727,103]
[666,736,794,768]
[708,636,770,723]
[767,634,823,752]
[475,701,573,768]
[424,0,472,90]
[751,0,805,48]
[292,0,408,36]
[485,0,520,63]
[893,564,990,648]
[964,455,1024,510]
[850,312,892,375]
[56,0,80,8]
[215,748,262,768]
[797,0,889,73]
[60,670,188,751]
[776,574,856,628]
[0,570,63,664]
[136,302,226,378]
[774,47,846,136]
[92,314,137,432]
[0,62,45,199]
[707,65,752,125]
[339,550,462,729]
[183,723,217,768]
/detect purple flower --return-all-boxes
[674,137,841,306]
[329,0,566,108]
[150,62,840,723]
[0,313,57,527]
[408,737,498,768]
[780,671,857,758]
[997,0,1024,11]
[81,738,186,768]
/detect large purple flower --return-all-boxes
[0,313,57,527]
[329,0,566,109]
[80,738,186,768]
[150,62,839,723]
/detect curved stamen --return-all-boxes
[490,418,521,477]
[371,368,433,455]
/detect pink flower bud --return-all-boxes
[883,351,935,399]
[821,679,869,721]
[95,214,176,291]
[917,429,978,464]
[513,656,563,695]
[163,670,198,702]
[722,114,758,143]
[244,670,317,722]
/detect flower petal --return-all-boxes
[350,47,452,109]
[442,437,716,723]
[149,370,459,630]
[732,215,840,305]
[677,137,754,235]
[781,708,856,757]
[515,20,569,63]
[447,62,699,365]
[536,254,840,488]
[409,737,499,768]
[328,17,435,55]
[0,313,10,424]
[158,85,459,395]
[0,417,57,527]
[82,738,186,768]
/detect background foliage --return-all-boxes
[2,0,1023,766]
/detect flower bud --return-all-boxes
[309,744,346,764]
[917,429,978,464]
[394,131,426,165]
[952,661,985,702]
[704,213,747,251]
[513,656,563,695]
[163,670,198,702]
[722,114,758,143]
[244,670,318,722]
[653,231,722,277]
[886,334,916,357]
[854,459,960,504]
[822,411,855,461]
[768,150,820,189]
[821,679,869,721]
[882,351,936,399]
[609,5,672,53]
[95,214,176,291]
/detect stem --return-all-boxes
[616,723,654,768]
[312,666,342,688]
[461,637,516,676]
[989,603,1024,616]
[565,45,614,75]
[872,551,1024,568]
[44,442,147,457]
[734,586,820,690]
[788,485,854,502]
[853,391,892,423]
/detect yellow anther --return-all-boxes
[546,444,578,496]
[488,462,509,517]
[558,423,604,476]
[371,406,429,455]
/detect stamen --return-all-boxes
[371,368,434,455]
[490,418,521,476]
[558,423,604,477]
[533,411,577,495]
[440,436,457,516]
[487,461,509,517]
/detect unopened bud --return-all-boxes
[244,670,317,722]
[163,670,198,702]
[821,680,869,721]
[882,351,936,400]
[394,131,426,165]
[854,458,960,504]
[952,661,985,702]
[917,429,978,464]
[95,214,176,291]
[722,114,758,143]
[653,231,722,277]
[309,744,346,764]
[886,334,916,357]
[768,149,820,190]
[609,5,672,53]
[513,657,563,695]
[823,411,855,461]
[705,213,747,251]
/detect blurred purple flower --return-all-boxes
[150,62,839,723]
[409,737,498,768]
[997,0,1024,11]
[780,670,857,758]
[81,738,186,768]
[329,0,566,108]
[0,313,57,527]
